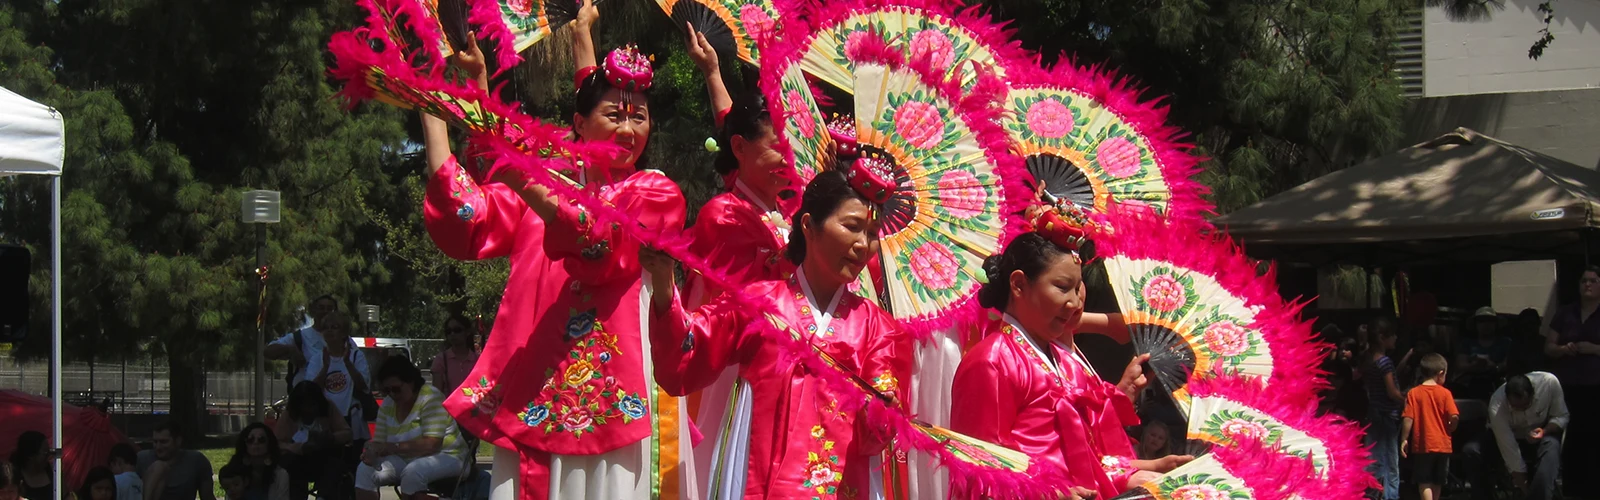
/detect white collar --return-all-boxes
[1003,314,1097,379]
[797,268,846,334]
[734,179,776,214]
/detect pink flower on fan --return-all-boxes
[910,242,961,291]
[785,90,816,138]
[908,30,955,71]
[1219,418,1271,443]
[739,5,775,43]
[1142,274,1187,312]
[1025,98,1074,139]
[1203,320,1253,357]
[894,100,946,150]
[936,170,986,218]
[505,0,534,17]
[1170,484,1229,500]
[1097,135,1144,179]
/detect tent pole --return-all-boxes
[50,174,63,500]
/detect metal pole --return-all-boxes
[50,175,63,500]
[254,222,266,420]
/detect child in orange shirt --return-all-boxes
[1402,353,1460,500]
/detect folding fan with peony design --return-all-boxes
[763,32,1029,330]
[1113,437,1319,500]
[1182,376,1374,500]
[654,0,780,66]
[1001,63,1208,222]
[467,0,599,69]
[1091,209,1326,417]
[783,0,1029,94]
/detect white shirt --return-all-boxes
[115,471,143,500]
[268,327,327,385]
[302,339,370,414]
[1488,371,1570,472]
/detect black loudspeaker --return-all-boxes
[0,245,30,342]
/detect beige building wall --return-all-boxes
[1423,0,1600,97]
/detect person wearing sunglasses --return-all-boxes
[429,315,478,395]
[357,357,466,500]
[224,424,289,500]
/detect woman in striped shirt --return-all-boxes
[356,357,467,500]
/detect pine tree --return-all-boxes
[1,0,411,431]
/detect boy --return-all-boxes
[216,464,248,500]
[109,443,143,500]
[1402,353,1460,500]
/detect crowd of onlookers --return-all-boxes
[2,295,484,500]
[1314,266,1600,500]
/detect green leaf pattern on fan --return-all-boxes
[894,238,970,302]
[1152,472,1252,500]
[780,74,826,180]
[1198,409,1284,448]
[875,90,959,152]
[1191,309,1260,369]
[830,21,892,70]
[724,0,777,61]
[1007,94,1091,147]
[1132,267,1201,319]
[929,167,996,231]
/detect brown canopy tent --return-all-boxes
[1214,128,1600,266]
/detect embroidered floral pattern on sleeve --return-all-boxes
[569,202,614,260]
[516,310,646,438]
[801,425,843,499]
[449,168,483,222]
[460,376,501,417]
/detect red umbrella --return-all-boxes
[0,390,129,492]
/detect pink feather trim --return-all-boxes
[1188,375,1377,499]
[1206,436,1323,500]
[465,0,524,72]
[1088,207,1331,401]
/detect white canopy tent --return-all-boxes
[0,85,66,498]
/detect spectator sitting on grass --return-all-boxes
[224,424,287,500]
[136,421,215,500]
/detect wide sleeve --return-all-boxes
[423,156,529,261]
[650,286,752,397]
[853,313,915,455]
[948,346,1021,445]
[686,198,783,288]
[544,171,687,285]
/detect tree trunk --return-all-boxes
[166,346,207,438]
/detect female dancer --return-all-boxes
[643,168,912,499]
[950,208,1191,498]
[422,3,692,497]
